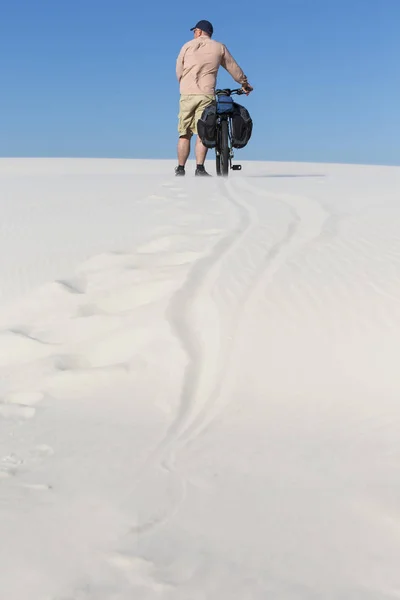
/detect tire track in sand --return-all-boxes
[173,177,328,448]
[159,181,256,453]
[121,177,328,542]
[119,181,257,540]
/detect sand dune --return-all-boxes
[1,158,400,599]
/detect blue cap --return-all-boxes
[190,20,214,36]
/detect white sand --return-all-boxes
[1,158,400,599]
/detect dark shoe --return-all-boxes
[195,165,211,176]
[175,166,185,176]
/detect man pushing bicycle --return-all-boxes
[175,20,253,177]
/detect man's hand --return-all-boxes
[242,83,253,96]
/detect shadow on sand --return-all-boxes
[247,174,326,178]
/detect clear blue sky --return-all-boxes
[1,0,399,165]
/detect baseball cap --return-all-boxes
[190,20,214,36]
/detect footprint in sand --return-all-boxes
[0,391,43,419]
[108,553,172,592]
[20,482,53,491]
[53,354,89,372]
[79,252,130,272]
[0,444,54,484]
[148,194,168,201]
[0,387,53,481]
[0,392,44,421]
[0,404,36,419]
[17,443,55,491]
[94,279,179,314]
[162,182,183,192]
[0,453,24,478]
[136,234,193,255]
[56,276,87,294]
[4,391,44,406]
[0,330,54,367]
[33,444,55,458]
[75,303,106,318]
[45,362,129,401]
[136,236,177,254]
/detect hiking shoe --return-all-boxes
[175,166,185,176]
[195,165,211,176]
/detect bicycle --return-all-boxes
[214,88,246,177]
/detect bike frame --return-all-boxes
[214,88,244,174]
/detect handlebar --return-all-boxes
[215,88,245,96]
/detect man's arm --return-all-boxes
[176,44,187,82]
[221,45,249,87]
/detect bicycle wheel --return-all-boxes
[216,152,221,176]
[219,119,230,176]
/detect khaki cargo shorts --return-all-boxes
[178,94,215,136]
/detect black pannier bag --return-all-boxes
[197,103,217,149]
[231,103,253,149]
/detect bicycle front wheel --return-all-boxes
[219,119,230,176]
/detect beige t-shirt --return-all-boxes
[176,35,248,95]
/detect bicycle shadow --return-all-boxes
[247,174,326,178]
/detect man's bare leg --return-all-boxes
[177,135,191,167]
[195,135,208,165]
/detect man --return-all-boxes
[175,20,253,176]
